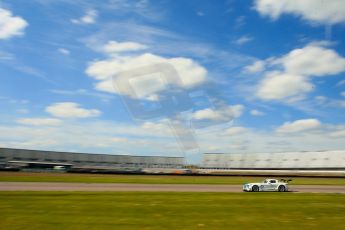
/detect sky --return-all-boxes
[0,0,345,163]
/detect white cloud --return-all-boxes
[315,95,327,104]
[16,109,29,114]
[256,43,345,101]
[197,121,345,154]
[0,119,181,154]
[234,16,246,28]
[250,109,265,116]
[234,35,253,45]
[58,48,70,55]
[329,130,345,138]
[341,92,345,97]
[197,11,204,16]
[337,80,345,87]
[244,60,265,73]
[257,72,313,100]
[86,51,207,99]
[17,118,62,126]
[46,102,101,118]
[193,108,224,121]
[338,100,345,108]
[275,44,345,77]
[192,104,244,121]
[49,89,115,102]
[0,50,14,60]
[223,126,247,136]
[254,0,345,25]
[1,116,344,159]
[103,40,147,54]
[276,118,321,133]
[0,8,28,39]
[2,119,344,157]
[313,96,345,109]
[141,120,171,135]
[110,137,129,143]
[71,9,97,24]
[104,0,163,21]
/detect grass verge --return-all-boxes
[1,191,344,230]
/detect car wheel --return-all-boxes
[252,185,259,192]
[278,185,286,192]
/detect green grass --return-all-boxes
[0,172,344,185]
[0,192,344,230]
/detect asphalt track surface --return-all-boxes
[0,182,344,193]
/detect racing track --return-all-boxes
[0,182,344,193]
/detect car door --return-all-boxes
[268,180,278,191]
[260,180,270,191]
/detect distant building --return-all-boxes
[202,150,345,170]
[0,147,184,171]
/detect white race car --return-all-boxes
[243,178,290,192]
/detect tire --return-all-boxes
[278,185,286,192]
[252,185,259,192]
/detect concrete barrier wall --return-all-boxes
[0,148,184,169]
[203,150,345,170]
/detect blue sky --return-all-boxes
[1,0,345,163]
